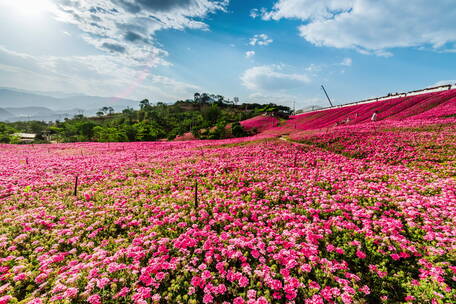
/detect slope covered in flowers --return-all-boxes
[240,116,280,133]
[0,114,455,303]
[279,89,456,133]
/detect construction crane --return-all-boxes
[321,85,334,107]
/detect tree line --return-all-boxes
[0,93,291,144]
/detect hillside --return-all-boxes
[0,107,13,121]
[288,88,456,128]
[0,88,137,121]
[243,88,456,137]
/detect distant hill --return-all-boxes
[5,106,55,117]
[0,87,80,99]
[0,88,138,121]
[0,108,14,121]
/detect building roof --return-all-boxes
[14,133,36,139]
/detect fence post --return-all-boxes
[73,176,79,196]
[194,179,198,209]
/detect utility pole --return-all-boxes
[321,85,334,107]
[292,100,296,115]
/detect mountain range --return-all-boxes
[0,87,138,122]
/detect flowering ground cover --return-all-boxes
[240,116,280,133]
[289,118,456,177]
[278,89,456,134]
[1,89,455,303]
[1,115,455,304]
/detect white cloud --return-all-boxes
[241,64,310,92]
[245,50,255,58]
[0,45,199,101]
[51,0,228,66]
[340,57,352,66]
[261,0,456,55]
[249,8,259,18]
[305,63,323,73]
[262,0,353,21]
[249,34,273,46]
[0,1,226,101]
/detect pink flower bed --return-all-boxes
[174,132,196,141]
[0,117,455,303]
[240,115,279,132]
[277,89,456,134]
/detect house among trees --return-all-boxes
[14,133,36,143]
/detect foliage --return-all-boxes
[0,93,287,143]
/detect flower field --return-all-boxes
[278,88,456,134]
[0,95,455,303]
[240,116,279,133]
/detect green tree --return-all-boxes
[231,121,247,137]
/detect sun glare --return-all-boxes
[3,0,55,17]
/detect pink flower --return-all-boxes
[152,294,161,302]
[341,292,352,304]
[155,272,166,280]
[216,284,227,294]
[188,287,196,295]
[309,281,320,290]
[0,296,12,304]
[279,268,290,277]
[390,253,401,260]
[203,293,214,304]
[271,279,282,290]
[114,287,130,298]
[326,244,335,252]
[64,288,78,298]
[300,264,311,272]
[335,247,345,254]
[191,276,203,288]
[272,292,282,300]
[359,285,370,295]
[247,289,256,299]
[257,297,269,304]
[202,270,212,280]
[405,295,415,301]
[233,296,245,304]
[96,278,110,289]
[356,250,367,259]
[239,276,249,288]
[13,273,26,281]
[87,294,101,304]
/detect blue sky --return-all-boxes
[0,0,455,109]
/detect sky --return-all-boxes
[0,0,455,109]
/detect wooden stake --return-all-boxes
[198,147,205,158]
[73,176,79,196]
[194,179,198,209]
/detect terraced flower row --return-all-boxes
[0,119,455,304]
